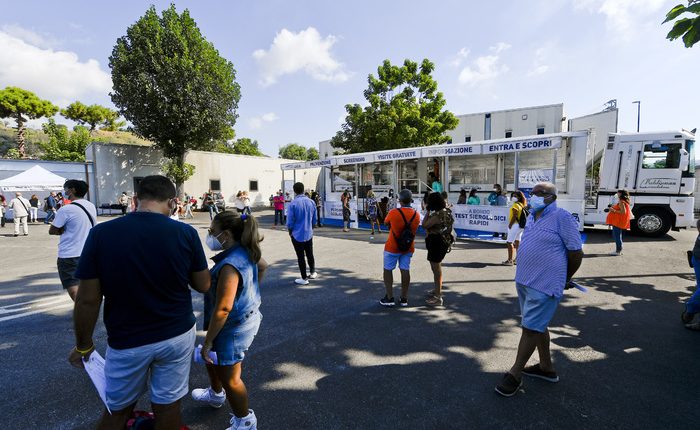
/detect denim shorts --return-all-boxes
[383,251,413,271]
[516,283,561,333]
[104,325,195,411]
[212,311,262,366]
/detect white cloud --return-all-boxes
[253,27,352,87]
[0,24,59,49]
[448,47,470,67]
[0,30,112,106]
[527,47,550,77]
[248,112,279,129]
[573,0,668,39]
[457,43,511,87]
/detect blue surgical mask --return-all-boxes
[529,195,548,211]
[206,233,225,251]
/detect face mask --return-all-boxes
[529,195,548,211]
[206,233,224,251]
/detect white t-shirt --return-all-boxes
[52,199,98,258]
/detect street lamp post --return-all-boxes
[632,101,641,132]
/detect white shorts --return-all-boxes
[506,224,523,243]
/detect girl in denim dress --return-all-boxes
[192,211,267,430]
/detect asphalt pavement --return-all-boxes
[0,209,698,429]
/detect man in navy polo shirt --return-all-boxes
[68,175,210,428]
[495,182,583,397]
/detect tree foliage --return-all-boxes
[663,1,700,47]
[306,147,319,160]
[39,118,90,162]
[212,137,265,156]
[162,159,196,186]
[331,59,458,154]
[279,143,310,160]
[0,86,58,157]
[109,4,241,193]
[61,101,122,132]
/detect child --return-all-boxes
[192,211,267,430]
[682,219,700,330]
[366,190,382,235]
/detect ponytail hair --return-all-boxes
[213,211,264,263]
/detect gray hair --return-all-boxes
[537,182,558,196]
[398,189,412,204]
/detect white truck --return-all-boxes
[584,130,695,236]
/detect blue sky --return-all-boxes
[0,0,698,156]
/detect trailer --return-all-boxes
[282,130,695,237]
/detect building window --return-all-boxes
[249,180,258,191]
[484,113,492,140]
[210,180,221,191]
[464,135,471,142]
[332,165,356,192]
[505,130,513,138]
[537,126,545,135]
[642,143,681,169]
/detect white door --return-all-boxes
[633,141,683,194]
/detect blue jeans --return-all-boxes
[687,255,700,314]
[274,209,284,225]
[612,226,623,252]
[208,204,219,220]
[44,210,56,224]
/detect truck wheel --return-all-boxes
[631,209,671,237]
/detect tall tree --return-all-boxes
[109,4,241,194]
[0,86,58,157]
[279,143,309,160]
[664,1,700,47]
[331,59,458,153]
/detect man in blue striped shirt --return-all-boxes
[495,182,583,397]
[286,182,318,286]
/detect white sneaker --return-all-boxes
[308,272,318,279]
[608,251,622,256]
[191,387,226,408]
[227,410,257,430]
[294,278,309,285]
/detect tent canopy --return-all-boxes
[0,165,67,192]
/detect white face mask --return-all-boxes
[206,232,225,251]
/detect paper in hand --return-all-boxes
[83,351,111,413]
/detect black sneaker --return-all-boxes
[495,372,522,397]
[379,295,395,307]
[399,297,408,307]
[522,364,559,382]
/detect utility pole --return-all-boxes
[632,101,641,132]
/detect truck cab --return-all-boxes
[589,130,695,236]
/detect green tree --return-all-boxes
[306,147,319,160]
[39,118,90,161]
[331,59,458,153]
[62,102,122,132]
[232,138,264,156]
[0,86,58,157]
[109,4,241,195]
[279,143,309,160]
[664,1,700,47]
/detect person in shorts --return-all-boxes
[68,175,210,429]
[379,189,420,307]
[503,190,526,266]
[192,211,268,430]
[495,182,583,397]
[422,192,453,306]
[49,180,97,301]
[365,190,382,235]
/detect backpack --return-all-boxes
[438,208,455,252]
[393,208,417,252]
[518,204,529,228]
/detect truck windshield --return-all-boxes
[686,139,696,177]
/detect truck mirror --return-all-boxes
[680,149,690,171]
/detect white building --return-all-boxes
[85,142,320,208]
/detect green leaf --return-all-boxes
[667,17,694,40]
[663,4,687,24]
[682,17,700,46]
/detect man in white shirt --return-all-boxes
[49,180,97,301]
[8,192,31,237]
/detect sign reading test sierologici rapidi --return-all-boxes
[451,204,509,233]
[482,137,561,154]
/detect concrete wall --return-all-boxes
[85,142,165,207]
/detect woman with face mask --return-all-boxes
[605,189,632,256]
[192,211,267,430]
[503,191,527,265]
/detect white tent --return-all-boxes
[0,165,66,192]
